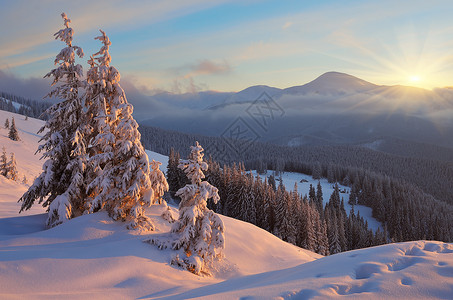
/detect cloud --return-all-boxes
[164,59,232,94]
[282,21,292,30]
[0,67,170,118]
[0,69,52,100]
[189,59,231,76]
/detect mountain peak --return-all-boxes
[284,71,377,95]
[318,71,361,79]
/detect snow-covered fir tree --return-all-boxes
[4,118,9,129]
[8,117,20,141]
[19,13,86,228]
[149,159,174,222]
[6,153,18,181]
[149,160,169,205]
[0,147,8,177]
[171,141,224,275]
[84,30,154,230]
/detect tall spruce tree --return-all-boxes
[85,30,154,230]
[170,141,224,275]
[19,13,86,228]
[316,181,324,209]
[4,118,9,129]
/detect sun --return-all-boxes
[409,75,421,82]
[405,75,426,87]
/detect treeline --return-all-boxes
[344,166,452,242]
[0,91,52,120]
[167,149,387,255]
[139,124,453,206]
[368,137,453,163]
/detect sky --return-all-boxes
[1,0,453,97]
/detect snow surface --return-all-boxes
[253,170,383,232]
[1,111,452,299]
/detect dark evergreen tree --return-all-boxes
[327,211,341,254]
[316,181,323,209]
[253,175,266,228]
[312,162,322,179]
[305,204,318,252]
[8,117,20,141]
[329,183,341,210]
[268,173,276,191]
[263,181,276,233]
[349,183,358,205]
[167,148,182,198]
[308,184,316,203]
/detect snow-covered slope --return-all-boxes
[1,111,452,299]
[0,208,320,299]
[0,110,46,218]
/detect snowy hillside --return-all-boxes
[1,111,452,299]
[0,110,47,218]
[0,208,320,299]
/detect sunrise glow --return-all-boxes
[409,75,421,82]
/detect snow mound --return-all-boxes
[169,240,453,299]
[0,205,319,299]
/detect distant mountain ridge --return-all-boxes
[136,71,453,150]
[143,71,450,113]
